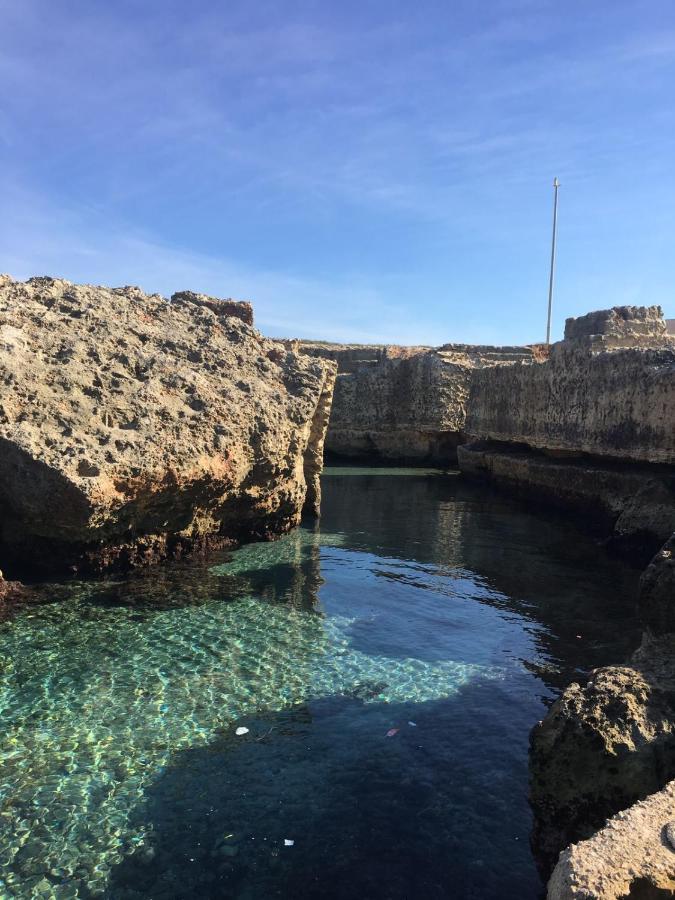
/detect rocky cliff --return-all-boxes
[531,534,675,891]
[281,340,536,464]
[459,306,675,557]
[0,276,336,576]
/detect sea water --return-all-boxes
[0,468,641,899]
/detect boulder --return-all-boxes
[0,276,335,575]
[547,780,675,900]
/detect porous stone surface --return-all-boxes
[0,276,336,575]
[564,305,670,351]
[465,342,675,465]
[280,340,536,464]
[169,290,254,326]
[547,780,675,900]
[531,537,675,878]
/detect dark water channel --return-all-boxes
[0,468,641,899]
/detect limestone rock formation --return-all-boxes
[547,780,675,900]
[460,305,675,556]
[564,304,670,350]
[0,276,336,575]
[281,340,536,464]
[465,343,675,465]
[530,535,675,877]
[0,571,28,619]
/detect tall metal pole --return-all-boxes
[546,177,560,345]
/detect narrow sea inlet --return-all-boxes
[0,468,641,900]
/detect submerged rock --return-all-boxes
[0,571,29,618]
[0,276,335,575]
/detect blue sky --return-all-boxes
[1,0,674,344]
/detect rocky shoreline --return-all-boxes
[449,306,674,898]
[458,306,675,563]
[1,276,674,898]
[279,339,538,465]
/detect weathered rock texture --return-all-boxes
[531,535,675,880]
[460,306,675,556]
[0,276,336,575]
[564,304,670,350]
[547,780,675,900]
[464,343,674,465]
[280,340,536,464]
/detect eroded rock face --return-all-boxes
[0,276,336,575]
[281,341,536,464]
[547,780,675,900]
[564,304,669,350]
[465,343,675,465]
[460,306,675,557]
[530,536,675,878]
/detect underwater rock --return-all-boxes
[0,276,336,575]
[530,536,675,877]
[0,572,28,615]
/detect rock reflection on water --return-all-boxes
[0,469,640,899]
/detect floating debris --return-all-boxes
[235,726,250,736]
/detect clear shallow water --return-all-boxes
[0,468,641,900]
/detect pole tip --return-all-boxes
[553,177,560,187]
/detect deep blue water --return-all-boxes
[0,468,641,899]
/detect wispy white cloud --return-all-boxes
[1,0,674,344]
[0,180,429,344]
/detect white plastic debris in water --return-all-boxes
[284,839,295,847]
[235,727,249,736]
[408,721,417,727]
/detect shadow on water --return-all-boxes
[319,469,642,691]
[106,685,544,900]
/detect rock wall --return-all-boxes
[465,343,674,465]
[0,276,336,576]
[459,306,675,556]
[280,340,536,464]
[530,535,675,887]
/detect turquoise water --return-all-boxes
[0,468,641,899]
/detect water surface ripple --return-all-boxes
[0,468,641,899]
